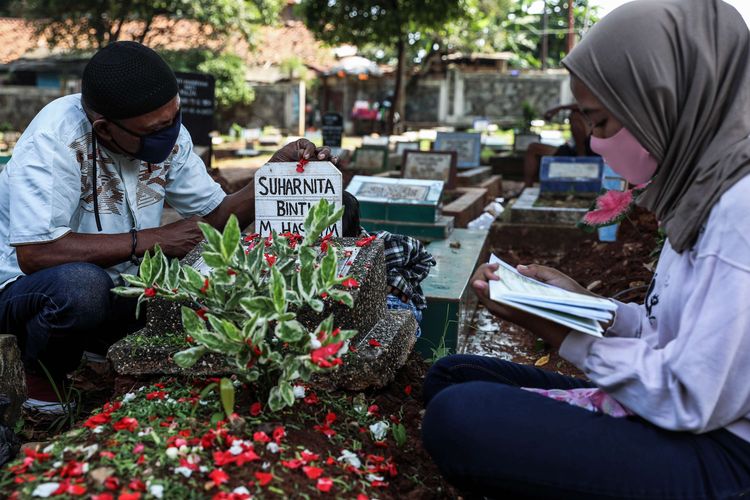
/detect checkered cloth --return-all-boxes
[365,231,436,310]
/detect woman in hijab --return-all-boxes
[421,0,750,497]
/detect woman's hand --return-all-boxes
[516,264,595,296]
[471,262,573,348]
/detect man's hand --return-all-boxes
[269,139,339,165]
[471,263,572,348]
[140,216,204,259]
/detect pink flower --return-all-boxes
[582,189,634,227]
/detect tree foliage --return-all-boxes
[9,0,283,49]
[161,49,255,111]
[299,0,466,133]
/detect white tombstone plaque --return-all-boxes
[254,161,342,237]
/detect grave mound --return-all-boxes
[108,237,416,390]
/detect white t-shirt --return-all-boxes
[561,174,750,442]
[0,94,226,289]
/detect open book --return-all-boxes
[487,254,616,337]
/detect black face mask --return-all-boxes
[88,111,181,232]
[107,110,182,164]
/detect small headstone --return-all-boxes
[0,335,26,427]
[362,135,389,147]
[540,156,604,194]
[175,72,215,169]
[351,146,389,172]
[472,118,490,132]
[402,150,458,189]
[394,141,420,156]
[321,113,344,148]
[254,161,343,237]
[435,132,482,168]
[513,133,541,153]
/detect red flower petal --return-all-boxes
[404,385,413,396]
[255,471,273,486]
[368,339,381,347]
[253,431,271,444]
[303,466,324,480]
[341,277,360,289]
[282,459,303,469]
[209,469,229,486]
[356,235,377,247]
[316,477,334,492]
[249,402,262,416]
[144,287,156,298]
[264,253,277,267]
[113,417,138,432]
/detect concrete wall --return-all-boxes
[0,86,63,130]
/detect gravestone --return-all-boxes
[434,132,482,168]
[513,133,541,153]
[254,161,342,237]
[402,151,458,189]
[394,141,420,156]
[362,135,390,147]
[539,156,604,194]
[347,176,453,240]
[108,238,418,390]
[176,72,215,169]
[321,113,343,148]
[0,335,26,427]
[351,146,389,172]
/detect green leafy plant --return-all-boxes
[113,199,359,412]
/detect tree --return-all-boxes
[9,0,283,50]
[299,0,465,134]
[160,49,255,119]
[501,0,599,69]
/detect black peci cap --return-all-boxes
[81,41,178,120]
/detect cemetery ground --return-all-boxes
[0,206,659,499]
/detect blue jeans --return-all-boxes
[386,294,422,337]
[0,263,143,379]
[422,354,750,499]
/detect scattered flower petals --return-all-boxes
[254,471,273,486]
[316,477,334,492]
[303,466,324,480]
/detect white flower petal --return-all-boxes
[174,466,193,478]
[293,386,306,399]
[150,484,164,499]
[32,483,59,498]
[233,486,251,495]
[123,392,137,402]
[266,442,280,453]
[369,421,390,441]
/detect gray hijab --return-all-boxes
[563,0,750,253]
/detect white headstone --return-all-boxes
[402,151,456,186]
[254,161,342,237]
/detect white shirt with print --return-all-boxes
[0,94,226,289]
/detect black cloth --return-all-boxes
[82,41,178,119]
